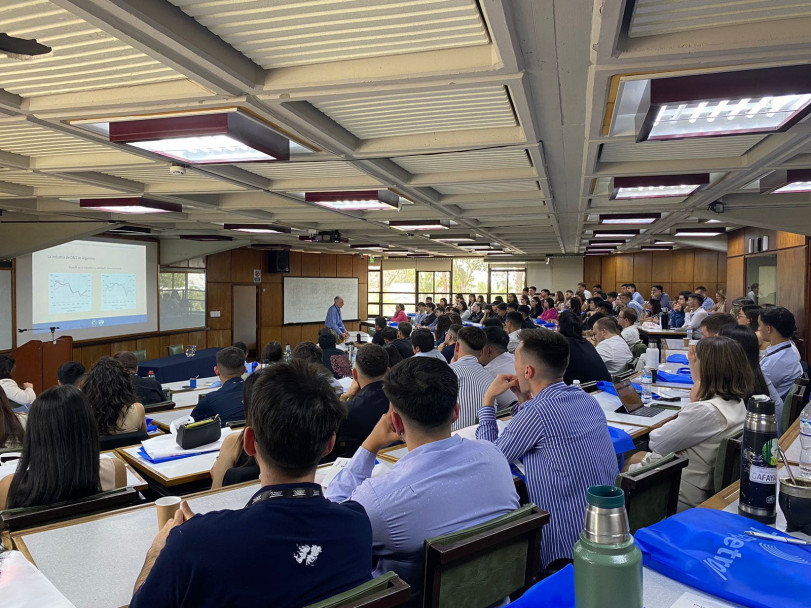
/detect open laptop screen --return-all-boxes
[613,379,644,414]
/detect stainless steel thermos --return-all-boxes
[739,395,778,524]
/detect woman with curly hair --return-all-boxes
[83,357,146,436]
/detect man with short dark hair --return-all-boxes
[700,313,737,338]
[606,291,619,311]
[449,327,496,429]
[413,302,427,326]
[651,285,671,310]
[371,316,388,346]
[759,306,803,398]
[190,347,246,425]
[327,358,519,605]
[695,286,714,311]
[130,361,373,608]
[410,328,446,361]
[336,344,390,457]
[593,317,633,375]
[618,292,643,318]
[669,291,691,328]
[517,304,535,329]
[421,302,437,328]
[577,282,592,300]
[114,351,166,405]
[57,361,85,387]
[391,323,414,360]
[539,288,550,299]
[478,329,616,569]
[627,283,643,305]
[617,308,640,348]
[495,302,508,323]
[261,341,283,364]
[505,311,524,353]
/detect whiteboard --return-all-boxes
[283,277,359,325]
[0,271,11,350]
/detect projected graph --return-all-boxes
[101,273,137,311]
[49,273,93,315]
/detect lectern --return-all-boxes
[11,336,73,394]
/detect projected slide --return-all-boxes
[49,273,93,315]
[32,240,148,332]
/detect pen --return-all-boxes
[744,530,811,545]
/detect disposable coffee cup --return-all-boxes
[156,496,182,528]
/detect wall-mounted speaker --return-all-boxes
[267,250,290,273]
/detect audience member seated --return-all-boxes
[618,308,640,348]
[335,344,390,457]
[584,301,611,330]
[0,390,25,449]
[0,355,36,408]
[629,337,750,510]
[535,297,556,323]
[699,313,737,338]
[505,311,524,353]
[495,302,508,324]
[130,361,373,608]
[413,302,426,326]
[606,291,619,312]
[292,341,344,394]
[651,285,671,310]
[84,357,146,436]
[478,329,617,570]
[56,361,85,387]
[260,341,283,365]
[642,298,662,321]
[440,324,462,363]
[0,385,126,509]
[468,302,484,323]
[695,286,715,311]
[210,370,265,489]
[390,303,408,324]
[618,292,642,318]
[719,325,784,432]
[232,341,253,373]
[421,302,437,328]
[557,311,611,385]
[318,329,351,379]
[759,306,803,399]
[433,315,452,347]
[382,343,403,367]
[190,347,246,425]
[738,304,766,349]
[410,328,447,361]
[114,351,168,406]
[518,305,536,329]
[668,291,691,329]
[683,293,709,338]
[371,316,388,346]
[711,289,728,313]
[327,357,519,604]
[593,317,633,376]
[449,327,497,429]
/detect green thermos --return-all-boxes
[573,485,643,608]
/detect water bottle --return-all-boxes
[640,368,652,405]
[739,395,778,524]
[284,344,291,363]
[686,327,693,341]
[573,380,581,389]
[799,402,811,478]
[573,485,643,608]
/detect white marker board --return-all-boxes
[283,277,359,325]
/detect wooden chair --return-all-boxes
[1,487,139,533]
[713,430,744,492]
[167,344,184,356]
[143,400,176,413]
[98,430,149,451]
[617,453,688,533]
[132,350,147,362]
[422,504,550,608]
[305,571,410,608]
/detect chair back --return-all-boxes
[98,430,149,451]
[631,342,647,358]
[167,344,184,356]
[713,429,744,492]
[422,504,550,608]
[225,419,246,428]
[612,368,636,383]
[304,572,410,608]
[133,350,147,362]
[784,374,810,430]
[617,453,688,533]
[2,487,139,533]
[143,400,176,413]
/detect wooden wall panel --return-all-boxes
[281,325,302,347]
[260,326,282,347]
[231,249,264,283]
[301,253,320,277]
[693,250,718,285]
[301,323,323,343]
[651,251,672,283]
[206,251,231,282]
[207,330,231,348]
[110,339,137,355]
[777,246,807,339]
[319,254,337,277]
[777,232,806,250]
[728,230,745,257]
[206,283,231,331]
[353,255,368,283]
[615,255,634,285]
[288,251,302,276]
[336,255,353,277]
[726,255,745,301]
[584,256,602,284]
[632,252,652,284]
[717,254,727,285]
[601,257,616,292]
[262,282,283,326]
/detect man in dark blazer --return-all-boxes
[191,347,246,426]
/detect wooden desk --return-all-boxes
[638,326,687,349]
[12,481,261,608]
[163,375,219,408]
[146,406,194,432]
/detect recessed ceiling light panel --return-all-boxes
[305,190,400,211]
[761,169,811,193]
[673,227,724,237]
[599,213,661,224]
[612,175,709,199]
[389,220,450,231]
[223,223,291,234]
[80,197,181,214]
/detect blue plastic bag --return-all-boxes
[634,508,811,608]
[666,353,689,364]
[655,367,693,384]
[507,564,574,607]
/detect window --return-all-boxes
[452,258,488,297]
[368,265,381,318]
[159,270,206,330]
[418,271,450,307]
[488,268,526,302]
[382,268,416,317]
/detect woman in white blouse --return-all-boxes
[0,355,35,408]
[631,336,751,510]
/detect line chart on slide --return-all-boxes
[101,273,137,311]
[48,273,93,315]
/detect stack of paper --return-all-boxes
[140,427,233,460]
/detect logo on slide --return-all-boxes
[294,544,322,566]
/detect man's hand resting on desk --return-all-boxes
[133,500,196,595]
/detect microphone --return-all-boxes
[18,328,29,333]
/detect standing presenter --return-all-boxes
[326,296,350,342]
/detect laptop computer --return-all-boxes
[613,379,668,418]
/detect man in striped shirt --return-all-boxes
[477,329,617,569]
[449,326,495,430]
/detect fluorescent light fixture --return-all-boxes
[386,249,409,256]
[588,239,625,246]
[673,227,724,237]
[349,244,385,251]
[406,253,430,257]
[179,234,233,241]
[428,231,476,242]
[592,230,640,239]
[639,66,811,141]
[703,219,721,223]
[108,109,290,164]
[463,243,498,250]
[599,213,661,224]
[389,220,450,231]
[80,197,181,214]
[585,252,609,256]
[641,245,673,251]
[223,223,291,234]
[761,169,811,193]
[305,190,400,211]
[655,241,675,245]
[612,175,709,200]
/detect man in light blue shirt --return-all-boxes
[412,302,426,326]
[759,306,803,399]
[326,296,349,341]
[695,286,715,311]
[625,283,644,305]
[619,292,643,318]
[326,357,519,605]
[651,285,671,310]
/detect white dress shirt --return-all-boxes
[413,349,448,362]
[507,330,521,354]
[621,326,640,348]
[594,334,633,375]
[683,308,708,338]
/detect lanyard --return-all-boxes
[763,343,792,358]
[246,486,323,507]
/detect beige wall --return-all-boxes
[526,257,584,293]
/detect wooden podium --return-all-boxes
[11,336,74,394]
